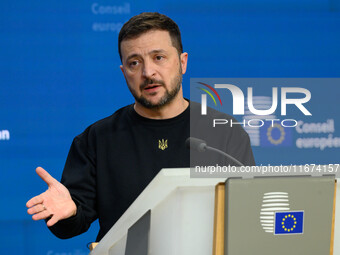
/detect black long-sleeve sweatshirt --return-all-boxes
[48,101,255,241]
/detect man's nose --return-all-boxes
[142,60,156,78]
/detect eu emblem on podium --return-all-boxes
[274,211,304,235]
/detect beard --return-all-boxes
[127,67,183,109]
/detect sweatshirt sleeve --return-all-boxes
[48,130,98,239]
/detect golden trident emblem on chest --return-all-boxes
[158,139,168,150]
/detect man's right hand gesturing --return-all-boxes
[26,167,77,227]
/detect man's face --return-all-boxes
[120,30,188,109]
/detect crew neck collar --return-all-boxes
[128,99,190,126]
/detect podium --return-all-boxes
[90,168,340,255]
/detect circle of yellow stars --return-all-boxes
[281,214,297,232]
[267,123,285,145]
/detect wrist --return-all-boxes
[71,201,77,217]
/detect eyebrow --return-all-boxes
[125,49,167,62]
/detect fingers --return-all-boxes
[27,204,46,215]
[36,167,57,186]
[28,203,61,227]
[26,194,44,208]
[46,215,59,227]
[31,208,52,221]
[27,167,69,227]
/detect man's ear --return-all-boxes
[120,65,125,76]
[180,52,188,75]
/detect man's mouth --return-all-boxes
[144,84,161,91]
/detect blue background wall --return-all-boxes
[1,1,339,254]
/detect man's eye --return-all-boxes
[155,55,164,61]
[129,60,139,67]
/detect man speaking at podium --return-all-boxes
[26,12,255,241]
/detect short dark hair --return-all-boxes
[118,12,183,61]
